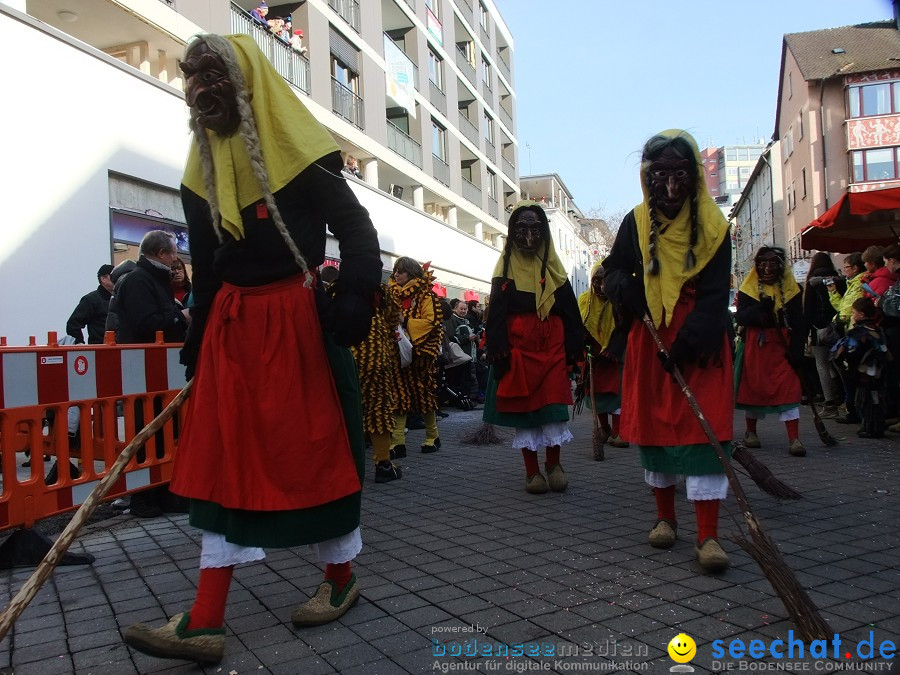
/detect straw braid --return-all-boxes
[646,188,662,276]
[189,35,313,286]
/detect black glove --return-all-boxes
[322,290,374,348]
[180,343,199,381]
[621,281,648,319]
[492,355,510,380]
[659,338,694,374]
[758,297,776,327]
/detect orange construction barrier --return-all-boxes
[0,331,187,534]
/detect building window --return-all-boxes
[851,147,898,182]
[487,169,496,199]
[798,111,804,140]
[332,57,359,94]
[479,1,488,29]
[725,148,737,161]
[737,147,749,161]
[848,82,898,118]
[726,167,738,176]
[425,0,440,20]
[432,119,446,162]
[788,71,793,99]
[483,112,494,144]
[739,166,751,177]
[428,48,443,89]
[801,167,807,198]
[481,57,492,89]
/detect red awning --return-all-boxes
[801,187,900,253]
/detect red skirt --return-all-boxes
[735,327,801,407]
[620,290,733,446]
[590,356,621,396]
[495,313,572,413]
[171,277,361,511]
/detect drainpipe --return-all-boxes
[819,78,829,210]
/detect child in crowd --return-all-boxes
[831,297,891,438]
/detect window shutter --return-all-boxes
[330,27,358,72]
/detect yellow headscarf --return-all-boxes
[634,130,730,327]
[492,201,569,320]
[181,34,340,241]
[578,260,616,350]
[738,259,801,311]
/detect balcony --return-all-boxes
[384,33,420,91]
[232,6,310,94]
[429,81,447,116]
[400,0,416,10]
[458,113,479,146]
[502,156,515,178]
[455,46,477,86]
[461,176,482,206]
[498,104,513,132]
[329,0,361,33]
[480,25,491,49]
[484,138,495,163]
[387,121,423,168]
[458,0,473,19]
[332,78,365,129]
[488,197,499,220]
[496,51,511,83]
[433,155,450,186]
[481,80,492,103]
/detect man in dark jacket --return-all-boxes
[115,230,189,519]
[66,264,115,344]
[115,231,189,344]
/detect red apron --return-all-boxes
[736,327,801,407]
[171,277,361,511]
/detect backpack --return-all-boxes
[882,281,900,318]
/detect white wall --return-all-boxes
[0,12,190,345]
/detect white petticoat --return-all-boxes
[199,527,362,568]
[644,471,729,501]
[512,422,573,452]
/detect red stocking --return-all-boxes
[785,419,799,441]
[694,499,720,544]
[521,448,540,477]
[188,566,233,630]
[611,414,621,437]
[654,485,676,522]
[325,562,352,592]
[746,416,758,433]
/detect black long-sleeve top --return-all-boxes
[181,151,382,356]
[484,276,584,365]
[735,290,806,360]
[602,210,732,360]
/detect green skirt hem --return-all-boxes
[482,368,570,428]
[640,442,733,476]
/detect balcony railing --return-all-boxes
[484,138,496,163]
[498,104,513,132]
[329,0,361,32]
[455,46,476,86]
[496,51,511,82]
[429,81,447,116]
[458,113,479,146]
[502,156,515,177]
[457,0,473,19]
[386,121,423,168]
[433,155,450,186]
[480,25,491,49]
[461,176,482,206]
[332,78,365,129]
[481,80,493,102]
[232,5,311,94]
[488,197,499,220]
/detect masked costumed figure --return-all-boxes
[350,282,404,482]
[123,34,382,663]
[578,261,628,459]
[483,202,583,494]
[734,247,807,456]
[602,130,733,572]
[389,257,444,456]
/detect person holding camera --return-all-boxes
[826,253,866,424]
[803,253,844,419]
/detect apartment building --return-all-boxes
[0,0,519,344]
[775,19,900,259]
[519,174,591,295]
[729,142,786,279]
[700,143,767,215]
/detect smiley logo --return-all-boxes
[667,633,696,664]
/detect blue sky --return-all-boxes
[495,0,893,221]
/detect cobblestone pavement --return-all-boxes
[1,406,898,674]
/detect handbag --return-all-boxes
[397,327,413,368]
[816,319,843,348]
[444,341,472,369]
[882,281,900,318]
